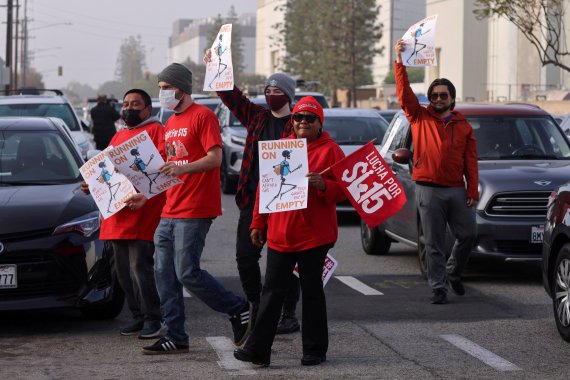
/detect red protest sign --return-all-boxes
[330,142,407,228]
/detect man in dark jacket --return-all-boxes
[91,94,120,150]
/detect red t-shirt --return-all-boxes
[161,102,222,218]
[99,120,166,242]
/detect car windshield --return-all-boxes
[470,116,570,160]
[0,130,81,184]
[0,103,80,131]
[325,116,388,145]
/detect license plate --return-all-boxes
[0,264,17,288]
[531,225,544,244]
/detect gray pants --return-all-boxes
[415,185,477,292]
[111,240,161,323]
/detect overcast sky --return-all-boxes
[0,0,256,89]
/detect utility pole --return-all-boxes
[5,0,13,92]
[13,0,19,90]
[20,0,27,86]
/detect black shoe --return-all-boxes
[230,301,252,346]
[120,320,144,336]
[276,313,300,334]
[430,290,448,304]
[142,337,189,355]
[138,321,166,340]
[301,354,326,366]
[233,347,270,367]
[448,277,465,296]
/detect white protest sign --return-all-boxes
[258,139,309,214]
[401,14,438,67]
[104,130,183,198]
[293,254,338,287]
[79,150,136,219]
[204,24,234,91]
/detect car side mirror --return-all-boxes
[392,148,412,164]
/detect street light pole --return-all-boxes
[5,0,13,92]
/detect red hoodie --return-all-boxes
[251,131,346,252]
[395,62,479,200]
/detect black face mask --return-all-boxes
[122,109,143,127]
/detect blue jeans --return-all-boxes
[154,218,246,345]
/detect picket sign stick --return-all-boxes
[318,138,377,175]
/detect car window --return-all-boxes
[325,116,388,144]
[470,116,570,160]
[382,113,411,152]
[0,131,81,183]
[0,103,80,131]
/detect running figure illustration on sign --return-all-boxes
[265,150,302,211]
[208,34,228,89]
[406,22,430,65]
[129,147,160,194]
[97,161,121,213]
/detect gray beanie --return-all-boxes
[265,73,295,103]
[158,63,193,95]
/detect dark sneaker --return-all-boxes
[276,313,300,334]
[430,290,448,304]
[233,347,269,367]
[138,322,166,340]
[301,354,326,366]
[120,320,144,336]
[230,302,252,346]
[142,337,189,355]
[448,278,465,296]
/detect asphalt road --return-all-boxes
[0,194,567,380]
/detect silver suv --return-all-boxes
[0,89,94,158]
[361,104,570,277]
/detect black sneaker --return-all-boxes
[230,301,252,346]
[233,347,269,367]
[430,290,448,304]
[142,337,189,355]
[301,354,326,366]
[448,277,465,296]
[138,321,166,340]
[276,313,300,334]
[120,320,144,336]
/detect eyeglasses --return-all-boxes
[430,92,450,101]
[293,113,318,123]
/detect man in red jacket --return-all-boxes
[395,39,478,305]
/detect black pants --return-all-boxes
[244,244,331,363]
[236,203,299,307]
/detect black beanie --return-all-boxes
[158,63,193,95]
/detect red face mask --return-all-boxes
[265,94,289,111]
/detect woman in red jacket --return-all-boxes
[233,96,345,367]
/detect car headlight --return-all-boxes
[53,211,101,237]
[230,135,246,146]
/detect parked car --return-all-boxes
[0,117,124,318]
[293,92,329,109]
[360,104,570,279]
[0,89,94,159]
[377,109,400,125]
[559,113,570,138]
[542,180,570,341]
[323,108,390,212]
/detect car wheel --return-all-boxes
[417,220,428,279]
[220,157,237,194]
[552,243,570,342]
[360,219,391,255]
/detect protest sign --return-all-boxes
[401,14,438,67]
[204,24,234,91]
[293,253,338,287]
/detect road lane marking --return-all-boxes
[335,276,384,295]
[441,334,521,371]
[206,336,256,375]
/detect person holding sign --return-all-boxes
[233,97,345,367]
[81,89,165,339]
[205,49,302,336]
[395,39,478,305]
[127,63,252,355]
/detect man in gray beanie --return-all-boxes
[203,49,301,338]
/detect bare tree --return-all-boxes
[474,0,570,72]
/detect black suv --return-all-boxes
[542,180,570,341]
[360,104,570,278]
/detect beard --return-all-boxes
[432,103,452,114]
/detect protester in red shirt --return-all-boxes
[233,96,345,367]
[81,89,164,339]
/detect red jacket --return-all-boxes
[251,132,346,252]
[395,62,479,200]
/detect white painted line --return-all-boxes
[441,334,521,371]
[335,276,384,295]
[206,336,257,376]
[183,288,192,298]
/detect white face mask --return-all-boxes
[159,89,181,111]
